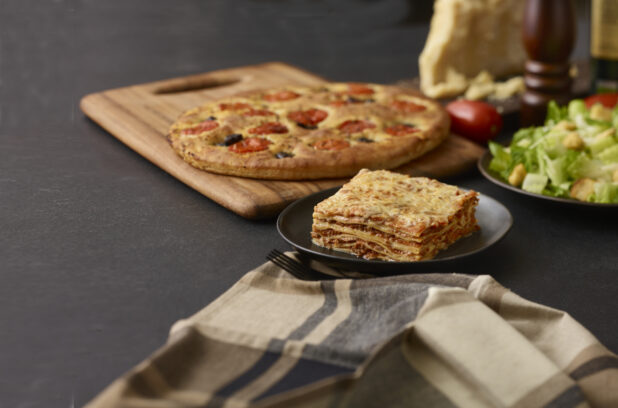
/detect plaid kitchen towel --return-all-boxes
[86,256,617,408]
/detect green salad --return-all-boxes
[488,99,618,203]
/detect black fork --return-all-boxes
[266,249,336,281]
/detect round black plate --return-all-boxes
[277,187,513,274]
[478,150,618,208]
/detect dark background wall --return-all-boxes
[0,1,603,408]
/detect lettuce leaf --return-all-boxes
[545,101,568,126]
[488,141,512,178]
[487,98,618,203]
[522,173,548,194]
[593,182,618,203]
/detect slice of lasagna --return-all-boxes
[311,169,479,261]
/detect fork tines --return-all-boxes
[266,249,332,281]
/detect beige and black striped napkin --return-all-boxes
[86,255,617,408]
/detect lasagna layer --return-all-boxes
[311,169,479,262]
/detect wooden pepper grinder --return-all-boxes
[521,0,576,126]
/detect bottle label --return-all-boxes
[591,0,618,59]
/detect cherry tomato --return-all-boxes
[385,124,418,136]
[330,100,348,107]
[287,109,328,127]
[263,91,300,102]
[248,122,288,135]
[313,139,350,151]
[228,137,271,153]
[181,120,219,135]
[219,102,251,111]
[347,83,374,95]
[584,93,618,109]
[445,100,503,144]
[391,100,426,113]
[243,108,274,117]
[337,120,375,133]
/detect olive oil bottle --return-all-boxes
[590,0,618,92]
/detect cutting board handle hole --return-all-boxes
[154,77,240,94]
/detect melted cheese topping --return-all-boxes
[314,169,475,231]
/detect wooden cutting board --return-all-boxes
[80,62,485,219]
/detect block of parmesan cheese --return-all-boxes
[419,0,526,99]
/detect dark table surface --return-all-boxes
[1,1,616,407]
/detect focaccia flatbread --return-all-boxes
[167,83,449,180]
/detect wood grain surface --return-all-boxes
[80,62,485,219]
